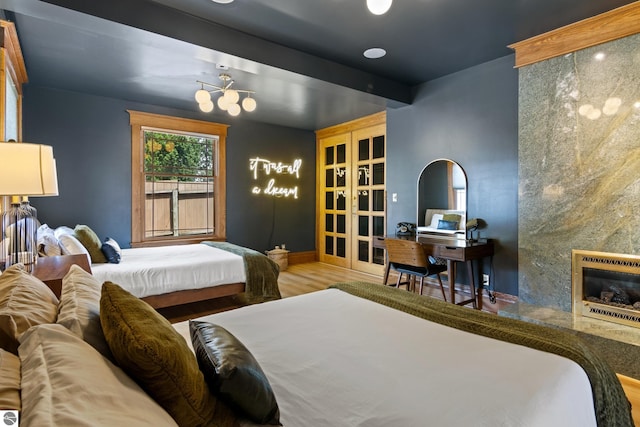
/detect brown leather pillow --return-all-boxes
[190,320,281,425]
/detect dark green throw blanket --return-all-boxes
[329,281,633,427]
[201,241,281,304]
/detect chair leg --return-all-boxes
[437,273,447,302]
[419,277,424,295]
[395,273,402,289]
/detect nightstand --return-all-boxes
[32,254,92,298]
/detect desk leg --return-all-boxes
[383,263,390,286]
[466,261,478,310]
[447,260,456,304]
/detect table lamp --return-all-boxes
[0,142,58,271]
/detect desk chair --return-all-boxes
[385,239,448,300]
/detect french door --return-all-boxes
[318,118,386,275]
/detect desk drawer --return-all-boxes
[435,246,465,261]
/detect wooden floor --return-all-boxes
[161,261,512,322]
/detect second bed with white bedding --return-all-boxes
[91,244,246,299]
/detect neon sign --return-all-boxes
[249,157,301,199]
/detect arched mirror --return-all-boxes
[416,159,467,238]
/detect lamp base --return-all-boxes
[1,202,38,272]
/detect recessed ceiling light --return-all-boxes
[364,48,386,59]
[367,0,392,15]
[212,0,234,3]
[594,52,606,61]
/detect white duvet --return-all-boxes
[174,289,597,427]
[91,244,246,298]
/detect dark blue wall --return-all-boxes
[225,123,316,253]
[22,54,519,295]
[22,86,316,254]
[386,55,519,295]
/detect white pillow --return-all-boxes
[57,234,89,259]
[429,213,444,228]
[37,224,62,257]
[53,226,74,240]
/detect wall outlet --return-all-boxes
[482,274,490,287]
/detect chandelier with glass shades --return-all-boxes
[194,73,257,116]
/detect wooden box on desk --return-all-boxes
[32,254,92,298]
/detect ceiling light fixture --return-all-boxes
[364,47,386,59]
[195,73,257,116]
[212,0,234,4]
[367,0,392,15]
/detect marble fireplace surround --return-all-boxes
[516,8,640,314]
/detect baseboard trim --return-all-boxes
[492,291,518,303]
[288,251,317,265]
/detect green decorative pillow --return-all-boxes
[0,263,59,354]
[73,225,107,264]
[190,320,281,425]
[442,213,461,224]
[100,282,236,427]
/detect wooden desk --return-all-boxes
[32,254,92,298]
[375,235,494,310]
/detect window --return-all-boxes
[129,111,228,247]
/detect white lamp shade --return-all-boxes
[199,100,214,112]
[0,142,59,196]
[242,96,257,112]
[367,0,392,15]
[217,96,229,110]
[223,89,240,104]
[195,89,211,103]
[227,103,241,116]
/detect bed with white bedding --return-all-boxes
[91,242,280,308]
[174,282,633,427]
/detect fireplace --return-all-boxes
[572,250,640,327]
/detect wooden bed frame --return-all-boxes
[33,254,248,310]
[141,282,246,309]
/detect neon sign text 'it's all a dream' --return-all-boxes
[249,157,301,199]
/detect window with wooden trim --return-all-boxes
[128,111,227,247]
[0,20,28,214]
